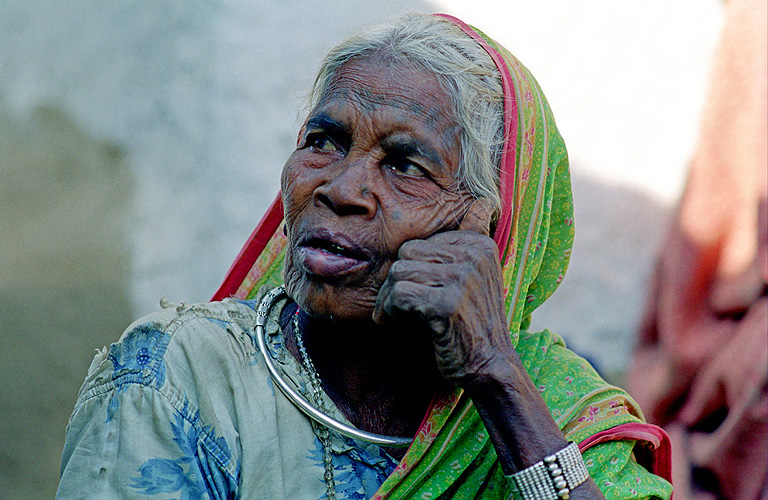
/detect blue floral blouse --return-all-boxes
[56,297,398,499]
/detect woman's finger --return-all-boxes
[399,230,497,264]
[373,261,459,322]
[374,279,452,325]
[387,260,458,285]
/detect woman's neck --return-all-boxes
[281,302,444,452]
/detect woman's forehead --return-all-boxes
[318,57,452,119]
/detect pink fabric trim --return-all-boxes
[434,14,519,259]
[578,422,673,485]
[212,194,284,300]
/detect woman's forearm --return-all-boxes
[464,351,607,500]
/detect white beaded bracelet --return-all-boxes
[508,442,589,500]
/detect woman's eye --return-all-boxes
[386,157,426,177]
[307,134,338,153]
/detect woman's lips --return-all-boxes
[297,231,370,277]
[299,246,368,276]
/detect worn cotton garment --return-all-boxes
[58,293,671,499]
[57,297,399,499]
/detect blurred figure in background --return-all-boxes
[627,0,767,498]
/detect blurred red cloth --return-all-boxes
[627,0,768,498]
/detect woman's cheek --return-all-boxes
[281,164,315,226]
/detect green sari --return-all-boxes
[213,13,672,500]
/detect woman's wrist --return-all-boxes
[461,350,569,473]
[457,344,520,389]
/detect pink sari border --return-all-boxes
[434,13,518,259]
[212,194,284,301]
[578,422,673,486]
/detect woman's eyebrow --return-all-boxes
[305,113,351,136]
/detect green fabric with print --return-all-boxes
[216,13,673,500]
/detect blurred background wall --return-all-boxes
[0,1,722,498]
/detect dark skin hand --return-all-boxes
[373,200,606,498]
[280,54,605,497]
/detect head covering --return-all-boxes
[212,14,573,338]
[213,13,671,499]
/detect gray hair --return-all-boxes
[309,13,504,217]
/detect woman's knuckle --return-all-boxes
[398,239,423,258]
[391,280,416,303]
[388,260,403,276]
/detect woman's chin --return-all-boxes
[284,274,377,322]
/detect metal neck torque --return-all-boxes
[254,285,413,448]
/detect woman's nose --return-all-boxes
[314,157,377,218]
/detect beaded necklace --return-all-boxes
[293,310,337,499]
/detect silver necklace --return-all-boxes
[253,286,412,447]
[253,287,412,497]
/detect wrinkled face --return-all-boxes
[281,56,473,320]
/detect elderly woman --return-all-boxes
[56,13,672,500]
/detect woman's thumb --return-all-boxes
[458,198,494,236]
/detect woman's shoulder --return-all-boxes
[74,297,262,409]
[59,299,264,499]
